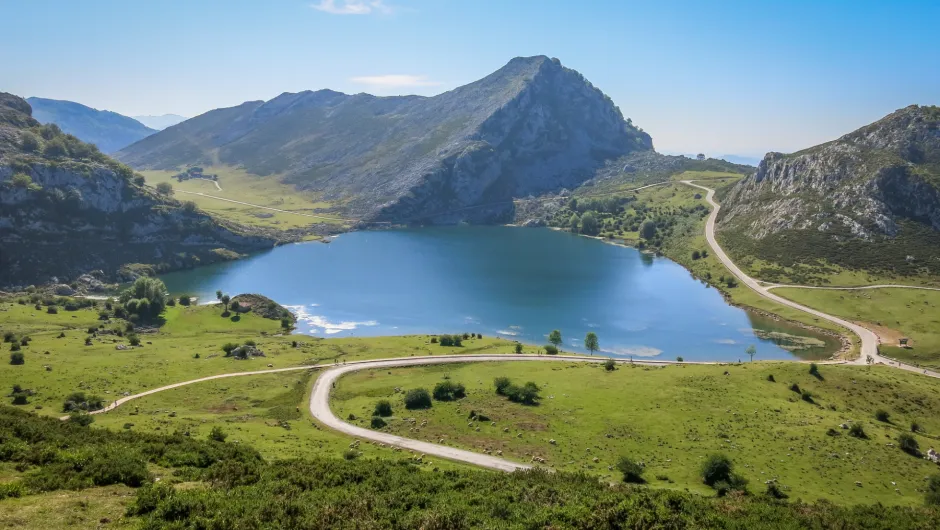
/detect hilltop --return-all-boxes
[117,56,652,223]
[718,105,940,283]
[26,97,156,153]
[0,93,278,287]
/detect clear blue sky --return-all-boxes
[2,0,938,157]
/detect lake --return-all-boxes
[161,226,839,361]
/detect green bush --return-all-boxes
[543,344,558,355]
[494,377,512,395]
[504,382,540,405]
[9,352,23,365]
[370,417,387,429]
[404,388,432,410]
[898,433,920,456]
[221,343,239,355]
[373,400,392,417]
[849,423,867,439]
[343,449,359,460]
[927,474,940,506]
[62,392,104,413]
[438,334,463,347]
[875,409,890,422]
[514,342,523,354]
[432,380,466,401]
[604,359,616,371]
[68,411,94,426]
[616,456,645,484]
[209,426,228,442]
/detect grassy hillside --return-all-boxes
[775,287,940,370]
[334,360,940,506]
[140,166,349,234]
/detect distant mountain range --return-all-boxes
[116,56,653,223]
[719,105,940,280]
[133,114,188,130]
[26,97,156,153]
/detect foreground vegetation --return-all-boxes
[2,407,939,529]
[334,360,940,506]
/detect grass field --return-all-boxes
[0,484,136,530]
[140,166,351,232]
[333,360,940,506]
[775,287,940,370]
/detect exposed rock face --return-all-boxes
[117,56,652,223]
[0,93,278,287]
[717,105,940,275]
[722,105,940,240]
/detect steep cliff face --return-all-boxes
[117,56,651,223]
[0,93,277,287]
[718,105,940,277]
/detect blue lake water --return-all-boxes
[160,226,837,362]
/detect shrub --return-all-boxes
[2,331,14,342]
[875,409,890,422]
[374,400,392,417]
[343,449,359,460]
[209,426,228,442]
[505,382,540,405]
[68,411,94,426]
[898,433,920,456]
[765,482,788,499]
[604,359,616,371]
[809,363,822,379]
[927,474,940,506]
[849,423,867,439]
[701,454,745,493]
[370,417,387,429]
[430,337,438,343]
[543,344,558,355]
[616,456,645,484]
[433,381,466,401]
[63,392,104,412]
[404,388,432,410]
[911,421,921,432]
[494,377,512,395]
[9,341,20,352]
[514,342,523,354]
[128,334,141,346]
[801,390,815,404]
[12,393,28,405]
[789,383,801,393]
[156,182,173,195]
[767,374,775,382]
[179,295,192,306]
[46,305,58,314]
[438,334,462,347]
[9,352,24,365]
[222,343,239,355]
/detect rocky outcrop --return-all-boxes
[117,56,652,223]
[717,105,940,276]
[0,93,279,287]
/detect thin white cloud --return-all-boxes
[312,0,392,15]
[350,74,442,88]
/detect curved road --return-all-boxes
[765,283,940,292]
[682,180,939,377]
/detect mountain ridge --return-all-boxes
[26,97,156,153]
[117,56,652,223]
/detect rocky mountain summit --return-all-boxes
[718,105,940,277]
[117,56,652,223]
[27,97,156,153]
[0,93,278,287]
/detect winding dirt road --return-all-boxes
[682,181,939,378]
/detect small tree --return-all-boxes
[746,345,756,362]
[809,363,822,379]
[548,329,562,350]
[404,388,432,410]
[604,358,616,371]
[20,131,41,152]
[514,342,523,354]
[155,182,173,195]
[179,295,192,306]
[898,433,920,456]
[691,250,701,260]
[209,426,228,442]
[9,352,24,365]
[579,211,599,236]
[640,220,657,240]
[584,332,599,355]
[616,456,645,484]
[373,400,392,417]
[568,213,580,232]
[216,290,223,302]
